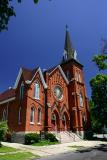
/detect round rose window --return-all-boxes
[54,86,63,100]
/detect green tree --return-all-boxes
[93,54,107,71]
[90,41,107,133]
[0,121,8,147]
[0,0,39,32]
[90,75,107,133]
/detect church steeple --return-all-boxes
[62,25,77,62]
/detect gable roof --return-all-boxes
[14,67,39,89]
[0,88,16,104]
[47,66,57,74]
[22,67,35,81]
[14,67,47,89]
[48,65,69,85]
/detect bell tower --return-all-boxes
[61,26,91,137]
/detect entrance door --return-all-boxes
[62,112,69,131]
[62,114,67,131]
[51,112,60,131]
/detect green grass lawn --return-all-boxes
[32,140,60,146]
[0,152,38,160]
[0,146,17,153]
[0,146,39,160]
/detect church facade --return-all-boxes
[0,29,91,137]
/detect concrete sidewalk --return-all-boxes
[2,141,107,157]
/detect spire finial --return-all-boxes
[66,24,68,31]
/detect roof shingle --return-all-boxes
[0,88,16,102]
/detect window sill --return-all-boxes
[37,123,41,126]
[30,122,35,125]
[33,97,40,101]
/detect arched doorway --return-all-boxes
[62,112,69,131]
[51,111,60,131]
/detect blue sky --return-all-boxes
[0,0,107,97]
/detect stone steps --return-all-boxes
[51,131,82,143]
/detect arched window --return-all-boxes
[20,82,24,100]
[30,107,35,123]
[51,113,56,121]
[2,109,7,121]
[18,107,22,124]
[80,93,83,107]
[34,82,40,99]
[37,107,41,124]
[62,114,66,121]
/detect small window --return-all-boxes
[75,72,81,82]
[75,72,78,81]
[37,107,41,124]
[80,93,83,107]
[2,109,7,121]
[78,73,81,82]
[64,50,68,60]
[30,107,35,123]
[20,82,24,100]
[66,71,71,81]
[18,107,22,124]
[34,82,40,99]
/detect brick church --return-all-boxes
[0,28,91,139]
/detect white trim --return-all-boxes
[49,65,69,85]
[38,68,48,89]
[25,80,31,84]
[0,97,16,105]
[14,68,23,89]
[31,67,47,89]
[58,65,69,85]
[31,68,39,82]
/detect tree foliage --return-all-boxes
[90,75,107,133]
[93,54,107,71]
[0,0,39,32]
[0,121,8,147]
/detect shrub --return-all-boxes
[25,133,40,145]
[45,133,58,142]
[0,121,8,146]
[84,130,93,140]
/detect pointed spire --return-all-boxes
[62,25,77,62]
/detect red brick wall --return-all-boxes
[25,72,45,132]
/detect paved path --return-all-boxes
[2,141,107,157]
[36,143,107,160]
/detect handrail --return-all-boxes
[64,131,75,141]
